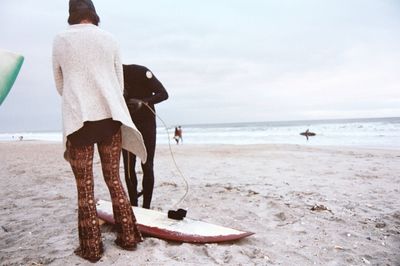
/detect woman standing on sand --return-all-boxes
[52,0,146,262]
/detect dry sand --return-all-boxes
[0,141,399,265]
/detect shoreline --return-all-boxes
[0,142,399,265]
[2,139,400,149]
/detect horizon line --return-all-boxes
[1,116,399,134]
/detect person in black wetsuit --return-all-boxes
[122,64,168,209]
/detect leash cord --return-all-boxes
[142,102,189,208]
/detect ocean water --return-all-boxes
[1,117,399,149]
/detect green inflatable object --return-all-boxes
[0,49,24,105]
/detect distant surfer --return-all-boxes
[52,0,144,262]
[174,127,179,144]
[122,64,168,209]
[300,129,316,140]
[174,126,183,144]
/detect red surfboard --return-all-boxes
[96,200,254,243]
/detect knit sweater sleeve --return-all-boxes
[52,37,63,96]
[114,44,124,93]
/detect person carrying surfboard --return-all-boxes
[52,0,146,262]
[122,64,168,209]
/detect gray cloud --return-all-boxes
[1,0,399,132]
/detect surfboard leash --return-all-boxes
[142,102,190,212]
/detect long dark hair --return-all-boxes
[68,9,100,26]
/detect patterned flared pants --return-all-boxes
[67,129,142,262]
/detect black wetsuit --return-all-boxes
[122,64,168,209]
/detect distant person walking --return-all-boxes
[174,126,183,144]
[174,127,179,144]
[52,0,146,262]
[122,64,168,209]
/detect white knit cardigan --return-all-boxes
[52,24,146,162]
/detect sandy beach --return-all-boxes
[0,141,399,265]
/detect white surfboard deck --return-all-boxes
[96,199,254,243]
[0,50,24,105]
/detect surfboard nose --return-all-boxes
[0,50,24,105]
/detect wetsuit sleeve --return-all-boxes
[142,71,169,105]
[52,37,63,96]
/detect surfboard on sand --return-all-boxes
[96,199,254,243]
[0,50,24,105]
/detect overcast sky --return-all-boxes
[1,0,399,132]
